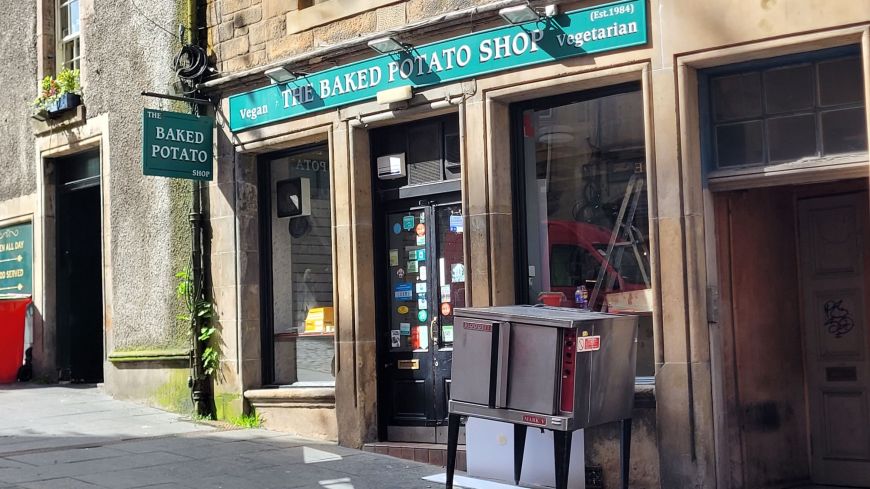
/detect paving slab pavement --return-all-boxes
[0,385,448,489]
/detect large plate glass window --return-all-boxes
[513,84,654,379]
[260,145,334,386]
[704,46,866,169]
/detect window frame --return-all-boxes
[258,142,335,387]
[56,0,81,71]
[699,44,864,176]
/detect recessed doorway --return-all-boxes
[371,114,466,443]
[715,179,870,488]
[55,151,104,383]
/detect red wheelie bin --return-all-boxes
[0,295,31,383]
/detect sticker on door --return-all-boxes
[442,325,454,342]
[394,282,413,300]
[449,215,463,233]
[451,263,465,283]
[402,215,415,231]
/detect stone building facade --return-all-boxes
[1,0,198,411]
[198,1,870,488]
[2,1,869,488]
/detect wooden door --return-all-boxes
[797,191,870,487]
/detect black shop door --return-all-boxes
[380,197,465,442]
[56,153,104,383]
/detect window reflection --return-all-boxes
[517,87,653,380]
[520,88,650,310]
[268,147,335,385]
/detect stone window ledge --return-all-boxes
[108,349,190,364]
[245,386,336,409]
[242,386,648,409]
[634,383,655,409]
[31,105,86,136]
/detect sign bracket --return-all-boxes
[141,91,215,107]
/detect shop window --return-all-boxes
[57,0,80,70]
[703,47,866,169]
[259,145,334,386]
[512,83,654,380]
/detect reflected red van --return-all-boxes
[546,220,649,306]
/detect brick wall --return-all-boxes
[205,0,491,75]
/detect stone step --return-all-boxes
[363,441,467,471]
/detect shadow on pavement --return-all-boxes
[0,384,446,489]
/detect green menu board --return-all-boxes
[0,222,33,295]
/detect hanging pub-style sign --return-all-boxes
[142,109,214,181]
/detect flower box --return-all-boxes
[46,92,82,116]
[33,68,82,120]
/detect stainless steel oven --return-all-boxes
[445,305,638,489]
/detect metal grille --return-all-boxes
[407,124,442,185]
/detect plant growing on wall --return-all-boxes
[33,68,82,117]
[176,268,218,377]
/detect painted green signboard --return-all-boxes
[142,109,214,181]
[0,222,33,295]
[229,0,646,131]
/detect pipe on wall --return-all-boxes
[198,0,562,90]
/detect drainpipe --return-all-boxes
[186,0,213,418]
[188,186,211,417]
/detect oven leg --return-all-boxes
[513,424,527,485]
[620,418,632,489]
[446,413,461,489]
[553,430,572,489]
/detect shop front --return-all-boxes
[221,0,655,456]
[206,0,868,486]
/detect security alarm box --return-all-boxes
[376,153,406,180]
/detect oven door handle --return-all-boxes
[493,322,511,408]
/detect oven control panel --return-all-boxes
[560,329,577,412]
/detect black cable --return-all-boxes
[130,0,177,39]
[174,43,209,83]
[129,0,212,88]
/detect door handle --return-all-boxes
[431,317,439,348]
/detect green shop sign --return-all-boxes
[229,0,647,132]
[0,222,33,295]
[142,109,214,181]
